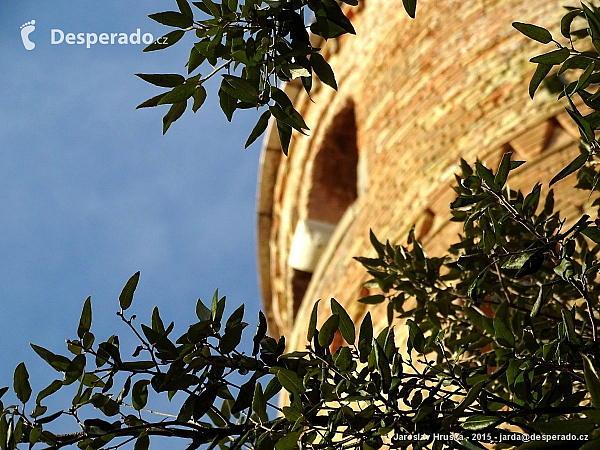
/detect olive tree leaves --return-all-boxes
[135,0,347,150]
[355,147,600,446]
[513,5,600,189]
[6,158,600,448]
[136,0,417,153]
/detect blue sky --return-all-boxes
[0,0,264,409]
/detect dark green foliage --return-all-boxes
[353,147,600,447]
[402,0,417,19]
[136,0,351,150]
[513,22,553,44]
[136,0,417,153]
[119,271,140,311]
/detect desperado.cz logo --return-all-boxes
[20,20,157,50]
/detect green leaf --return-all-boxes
[512,22,553,44]
[119,272,140,311]
[245,110,271,149]
[531,285,550,318]
[475,162,498,191]
[494,152,512,188]
[358,312,373,363]
[222,75,259,103]
[569,108,595,143]
[311,53,337,90]
[176,0,194,17]
[220,323,243,353]
[576,63,595,92]
[252,311,268,356]
[252,383,268,422]
[467,268,487,303]
[402,0,417,18]
[374,341,392,393]
[530,47,570,65]
[211,290,225,325]
[358,294,385,304]
[30,344,71,372]
[582,3,600,39]
[232,378,256,414]
[116,376,131,403]
[195,298,211,321]
[163,101,187,134]
[77,296,92,339]
[582,354,600,408]
[275,431,302,450]
[331,298,355,345]
[273,368,305,395]
[454,380,486,416]
[554,257,575,280]
[318,314,339,348]
[158,78,199,105]
[136,93,167,109]
[135,73,185,88]
[282,405,303,422]
[151,306,165,334]
[187,47,204,74]
[522,183,541,216]
[493,317,515,347]
[583,226,600,243]
[369,229,385,256]
[134,433,150,450]
[84,418,115,436]
[192,85,207,112]
[13,363,31,403]
[36,380,62,404]
[334,346,353,373]
[198,0,221,17]
[269,104,307,134]
[143,30,185,52]
[98,341,122,364]
[219,83,237,122]
[462,415,499,431]
[148,11,194,28]
[64,354,86,385]
[276,120,292,156]
[264,377,282,400]
[226,304,245,328]
[307,300,320,342]
[515,249,545,278]
[320,0,355,34]
[529,63,552,99]
[502,250,539,270]
[194,388,218,420]
[562,309,582,345]
[549,152,588,186]
[561,9,583,39]
[132,380,150,410]
[407,319,426,353]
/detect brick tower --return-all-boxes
[256,0,590,350]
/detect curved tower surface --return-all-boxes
[257,0,590,350]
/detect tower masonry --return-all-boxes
[256,0,591,351]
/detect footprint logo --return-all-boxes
[20,20,36,50]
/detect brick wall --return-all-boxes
[256,0,592,350]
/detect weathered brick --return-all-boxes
[256,1,593,351]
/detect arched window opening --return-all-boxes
[288,100,359,311]
[307,102,359,225]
